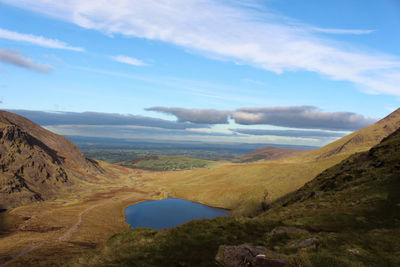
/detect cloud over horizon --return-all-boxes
[147,105,377,131]
[2,0,400,96]
[7,109,208,130]
[2,107,374,146]
[232,106,376,131]
[0,49,55,73]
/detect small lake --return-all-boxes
[125,198,229,230]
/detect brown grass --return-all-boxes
[0,165,163,266]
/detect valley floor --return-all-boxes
[0,165,163,266]
[0,154,349,266]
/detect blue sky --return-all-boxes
[0,0,399,146]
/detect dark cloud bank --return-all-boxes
[7,110,208,130]
[148,105,377,131]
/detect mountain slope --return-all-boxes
[298,107,400,162]
[0,111,104,208]
[0,111,100,172]
[233,146,309,163]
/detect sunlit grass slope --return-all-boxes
[145,157,343,215]
[140,108,400,215]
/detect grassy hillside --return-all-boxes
[232,146,309,163]
[117,155,220,171]
[73,124,400,267]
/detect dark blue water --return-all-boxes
[125,198,229,230]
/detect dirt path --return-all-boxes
[1,193,142,266]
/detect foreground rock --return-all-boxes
[215,244,295,267]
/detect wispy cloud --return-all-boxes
[0,49,55,73]
[310,27,375,35]
[0,28,84,51]
[70,65,268,106]
[2,0,399,95]
[110,55,149,66]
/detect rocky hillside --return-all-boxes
[233,146,309,163]
[0,111,104,208]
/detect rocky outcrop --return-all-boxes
[215,244,295,267]
[0,111,102,173]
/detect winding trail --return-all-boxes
[1,194,139,266]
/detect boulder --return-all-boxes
[347,248,360,255]
[215,244,295,267]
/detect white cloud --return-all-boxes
[110,55,148,66]
[0,28,84,51]
[2,0,400,95]
[146,107,231,124]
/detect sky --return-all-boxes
[0,0,399,146]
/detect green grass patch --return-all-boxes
[117,155,219,171]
